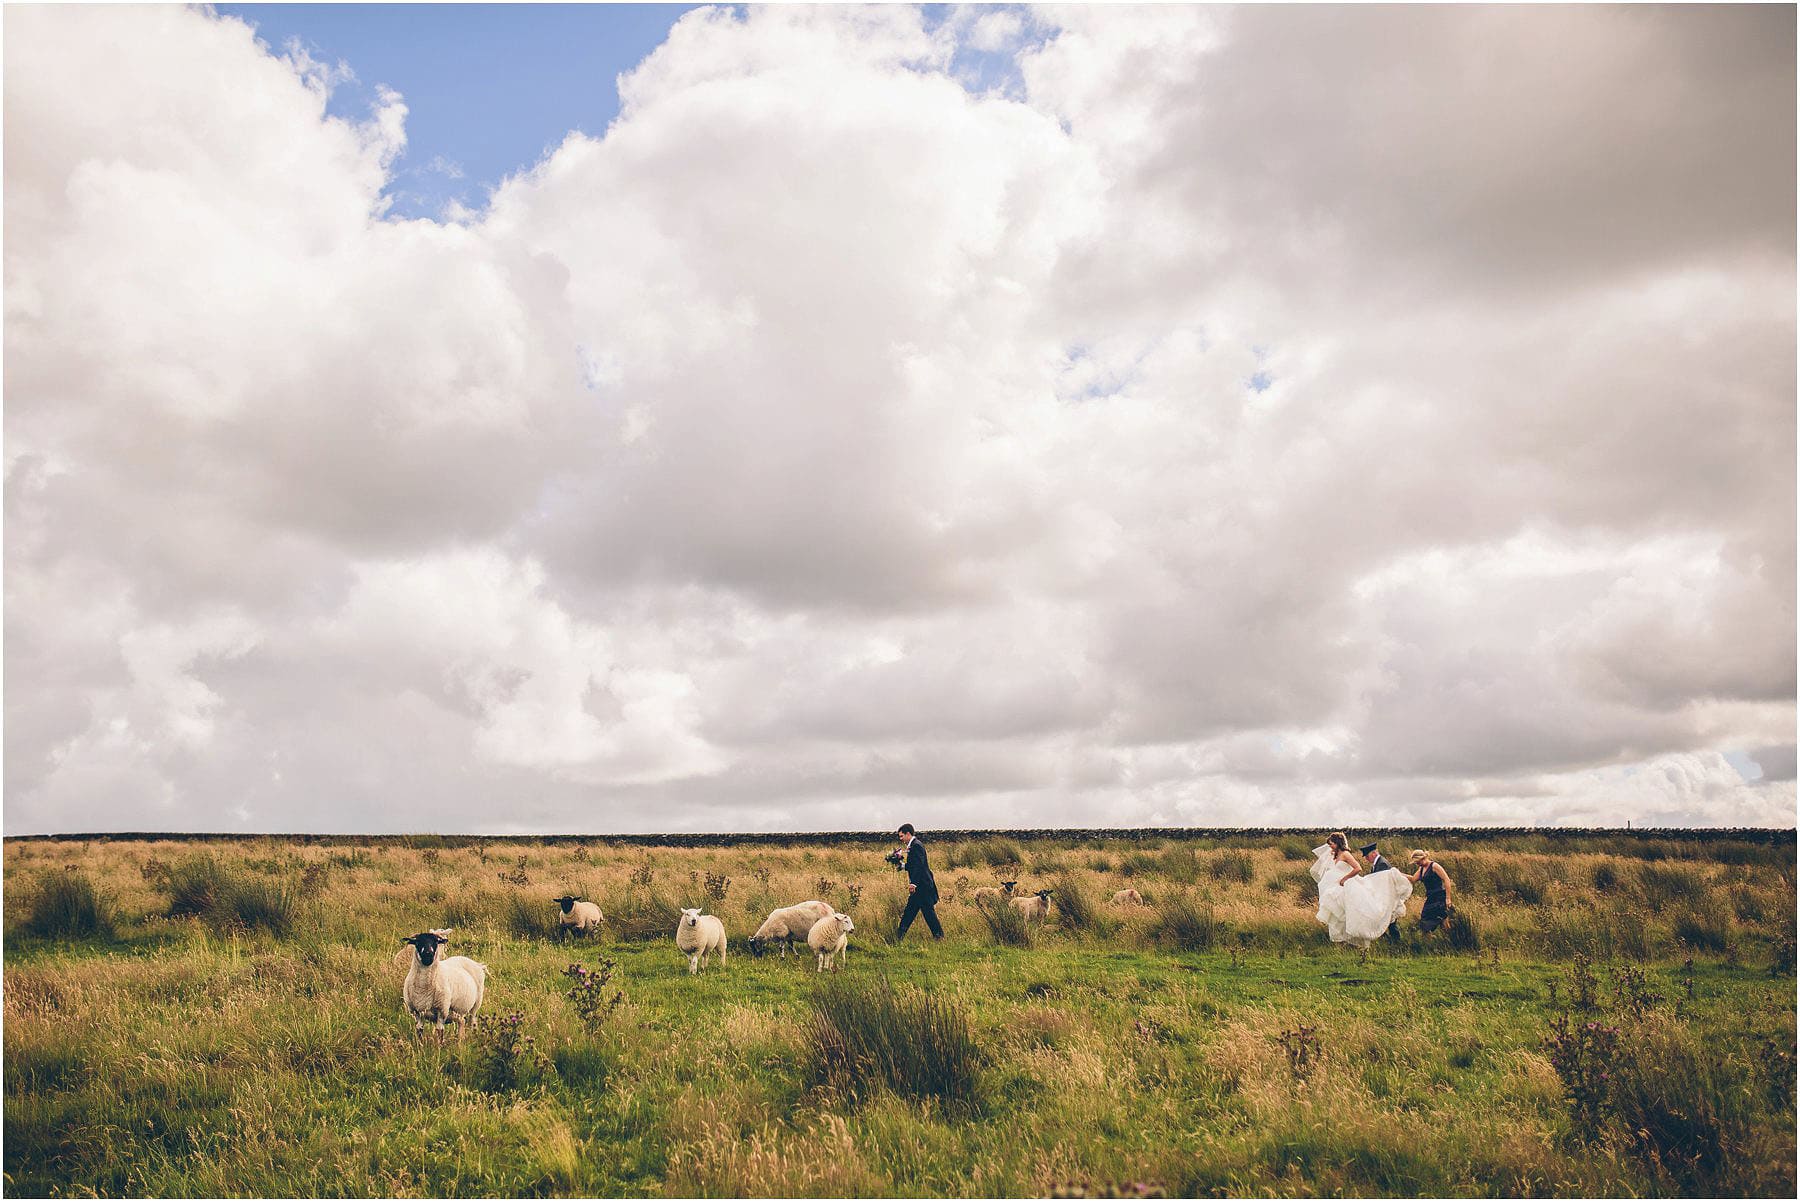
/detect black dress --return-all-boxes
[1418,861,1450,931]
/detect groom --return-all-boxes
[1360,841,1402,944]
[895,823,944,941]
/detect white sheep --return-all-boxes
[675,908,727,974]
[399,929,487,1042]
[552,894,605,942]
[1111,888,1145,906]
[748,899,833,958]
[968,880,1020,904]
[1011,888,1055,923]
[807,911,855,972]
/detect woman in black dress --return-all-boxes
[1407,849,1454,932]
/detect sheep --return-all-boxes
[399,929,487,1042]
[552,894,604,942]
[675,908,727,974]
[391,927,453,973]
[968,880,1020,904]
[747,899,833,958]
[1011,888,1056,923]
[807,911,855,972]
[1111,888,1145,906]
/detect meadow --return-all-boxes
[4,829,1795,1198]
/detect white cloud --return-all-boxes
[4,4,1791,833]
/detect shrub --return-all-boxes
[563,958,624,1036]
[1150,893,1219,952]
[1213,851,1255,884]
[461,1011,553,1094]
[1591,862,1618,892]
[809,976,980,1112]
[976,896,1031,947]
[21,871,113,940]
[1543,1011,1621,1137]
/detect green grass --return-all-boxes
[3,832,1794,1198]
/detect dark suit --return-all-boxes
[897,837,943,940]
[1366,852,1400,942]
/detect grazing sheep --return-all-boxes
[391,927,453,973]
[748,899,833,958]
[399,929,487,1042]
[1111,888,1145,906]
[1011,889,1055,923]
[675,908,727,974]
[807,911,855,972]
[969,880,1020,904]
[552,895,605,942]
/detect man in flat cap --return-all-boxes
[1361,841,1402,944]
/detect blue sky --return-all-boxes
[217,3,699,218]
[216,3,1035,219]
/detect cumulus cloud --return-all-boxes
[4,4,1792,833]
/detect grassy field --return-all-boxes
[4,830,1795,1198]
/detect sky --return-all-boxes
[4,3,1795,835]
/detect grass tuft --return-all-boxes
[976,896,1031,946]
[507,893,559,940]
[1049,872,1109,935]
[1213,851,1255,884]
[809,975,980,1112]
[20,871,114,940]
[157,854,296,934]
[1150,892,1219,951]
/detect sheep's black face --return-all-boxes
[747,936,765,956]
[404,932,445,965]
[554,896,578,914]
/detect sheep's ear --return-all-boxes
[399,936,414,945]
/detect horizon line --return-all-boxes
[7,825,1795,843]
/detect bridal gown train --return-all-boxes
[1311,845,1412,948]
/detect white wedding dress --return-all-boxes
[1311,845,1413,948]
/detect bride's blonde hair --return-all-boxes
[1327,832,1348,852]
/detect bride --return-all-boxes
[1311,832,1412,948]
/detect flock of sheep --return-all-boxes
[395,882,1154,1041]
